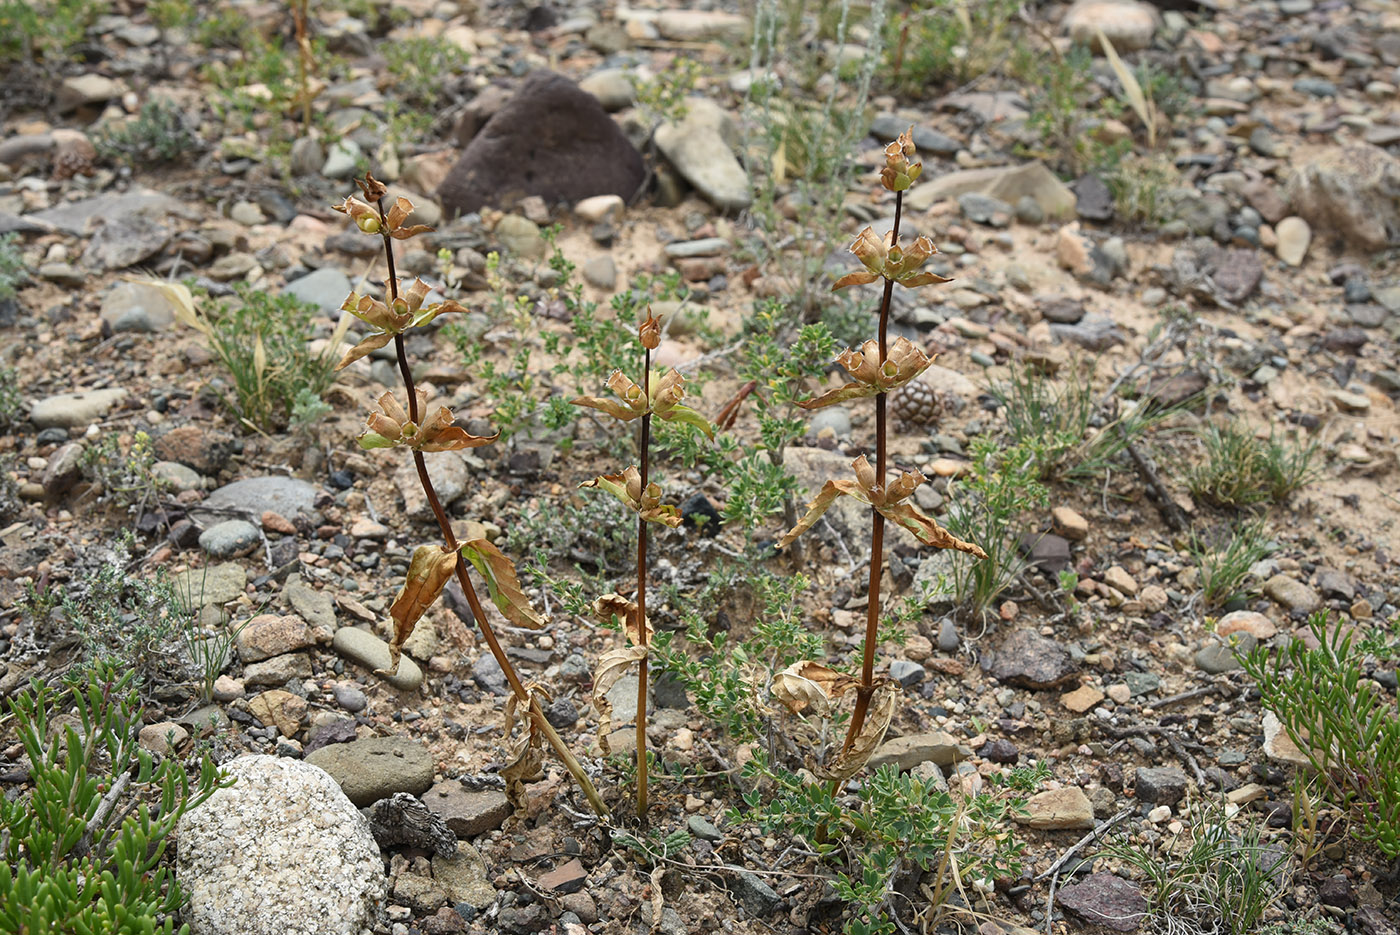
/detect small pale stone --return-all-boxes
[139,721,189,755]
[1051,506,1088,541]
[1106,683,1131,704]
[1060,684,1105,713]
[1020,787,1095,830]
[1217,610,1277,640]
[1139,585,1168,613]
[1102,566,1138,596]
[1274,216,1311,266]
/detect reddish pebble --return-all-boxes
[261,510,297,535]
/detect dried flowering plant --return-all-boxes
[573,308,713,818]
[775,130,987,785]
[334,175,606,817]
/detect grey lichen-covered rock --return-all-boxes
[176,755,386,935]
[653,97,751,211]
[1287,143,1400,252]
[305,735,435,807]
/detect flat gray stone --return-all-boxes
[242,653,313,687]
[1263,574,1321,614]
[198,520,261,559]
[990,629,1079,690]
[305,736,436,807]
[30,189,188,236]
[29,388,127,428]
[172,562,247,610]
[422,781,512,838]
[283,267,352,316]
[332,627,424,691]
[394,451,469,515]
[654,98,751,211]
[869,731,970,771]
[283,575,337,631]
[195,476,317,526]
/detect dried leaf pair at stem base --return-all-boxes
[336,279,466,370]
[777,454,988,557]
[799,337,935,410]
[501,684,551,812]
[357,389,498,452]
[571,368,714,439]
[590,593,651,755]
[832,227,953,292]
[382,539,543,675]
[771,661,902,783]
[579,465,683,528]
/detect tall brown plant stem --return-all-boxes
[635,347,652,818]
[379,220,607,818]
[840,190,903,762]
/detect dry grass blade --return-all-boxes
[1096,27,1155,148]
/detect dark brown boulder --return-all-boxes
[437,71,644,217]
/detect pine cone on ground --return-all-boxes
[891,378,943,428]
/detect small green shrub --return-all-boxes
[1240,613,1400,859]
[1188,519,1272,609]
[97,100,199,167]
[0,663,229,935]
[990,363,1179,484]
[1107,152,1181,227]
[1014,43,1129,177]
[28,532,184,684]
[1098,798,1290,935]
[1185,422,1318,508]
[382,36,470,111]
[0,0,105,64]
[740,758,1032,935]
[0,365,21,430]
[80,430,163,513]
[943,440,1049,624]
[884,0,1020,96]
[181,284,340,432]
[0,232,26,301]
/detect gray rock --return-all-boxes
[655,9,748,41]
[957,192,1013,226]
[83,215,171,271]
[807,406,851,437]
[1051,312,1126,351]
[471,652,509,696]
[332,627,424,691]
[1134,766,1188,806]
[990,629,1078,690]
[236,614,315,663]
[1315,567,1356,600]
[289,136,324,176]
[654,98,751,211]
[1194,640,1242,674]
[869,731,970,770]
[581,255,617,289]
[936,617,959,652]
[687,815,723,841]
[283,267,352,316]
[333,684,368,713]
[577,68,635,111]
[1288,143,1400,253]
[421,781,512,838]
[196,476,317,527]
[729,870,781,916]
[172,562,247,610]
[321,139,363,179]
[37,262,86,287]
[904,161,1075,218]
[494,215,545,259]
[101,280,181,332]
[1015,195,1045,225]
[284,575,337,630]
[869,114,960,154]
[394,451,469,515]
[175,755,386,935]
[1057,872,1148,932]
[889,659,925,688]
[305,735,435,807]
[1263,575,1321,614]
[242,653,313,687]
[199,520,261,559]
[433,845,497,908]
[30,388,127,428]
[41,442,85,495]
[30,190,187,237]
[663,237,729,258]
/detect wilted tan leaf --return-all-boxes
[593,593,651,646]
[460,538,545,629]
[593,645,647,754]
[814,681,901,783]
[384,544,458,675]
[776,479,862,550]
[878,502,988,559]
[771,661,859,717]
[501,684,551,812]
[649,866,666,934]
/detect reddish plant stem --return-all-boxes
[839,190,903,760]
[635,347,652,818]
[377,217,607,817]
